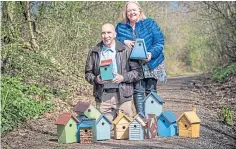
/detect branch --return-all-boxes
[212,2,236,30]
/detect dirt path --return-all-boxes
[2,75,236,149]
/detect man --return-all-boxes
[85,23,141,121]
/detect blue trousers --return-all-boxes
[133,78,157,114]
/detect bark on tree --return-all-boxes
[26,1,39,50]
[5,2,16,39]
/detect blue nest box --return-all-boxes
[100,59,114,81]
[130,39,148,60]
[157,110,177,137]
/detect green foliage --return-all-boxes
[183,26,220,72]
[1,43,71,134]
[55,147,65,149]
[115,1,125,8]
[1,75,53,134]
[1,43,74,90]
[211,62,236,82]
[164,44,188,75]
[219,105,234,126]
[2,44,54,79]
[164,23,217,75]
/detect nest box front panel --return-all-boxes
[130,39,148,60]
[100,65,114,81]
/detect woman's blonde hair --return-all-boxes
[121,1,146,23]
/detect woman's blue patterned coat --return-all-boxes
[116,18,165,70]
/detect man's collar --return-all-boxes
[93,39,126,53]
[102,43,115,52]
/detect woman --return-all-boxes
[115,1,166,114]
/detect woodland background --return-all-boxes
[1,1,236,134]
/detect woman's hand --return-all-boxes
[124,40,135,49]
[144,52,152,62]
[159,71,167,83]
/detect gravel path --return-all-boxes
[2,75,236,149]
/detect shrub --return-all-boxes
[211,62,236,82]
[1,75,53,134]
[219,105,234,126]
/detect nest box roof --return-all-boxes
[74,102,91,112]
[55,113,79,125]
[100,59,112,67]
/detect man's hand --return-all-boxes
[144,52,152,62]
[112,72,124,84]
[124,40,135,49]
[96,75,109,84]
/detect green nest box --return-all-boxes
[100,59,114,81]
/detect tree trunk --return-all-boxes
[26,1,39,50]
[5,2,16,39]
